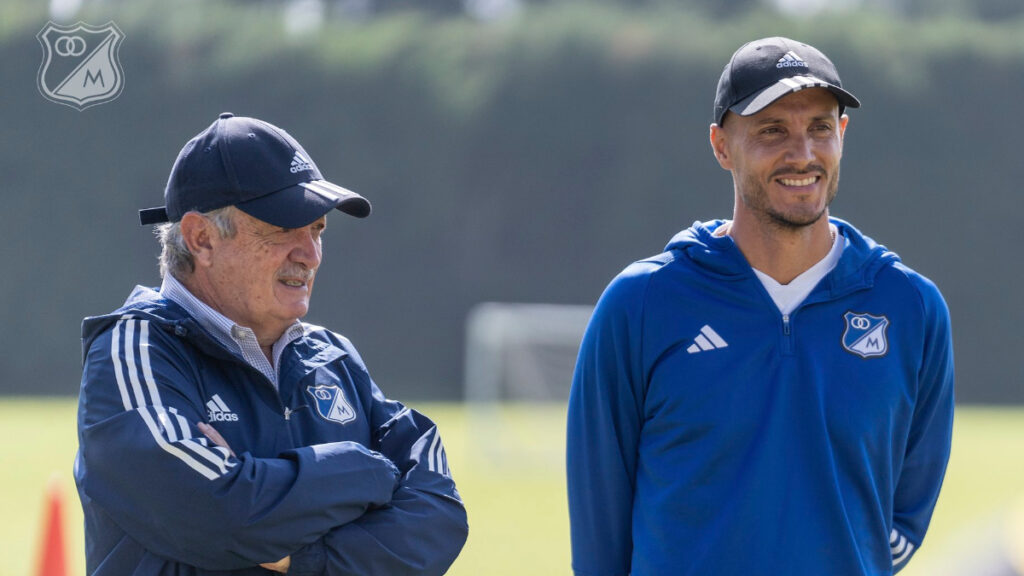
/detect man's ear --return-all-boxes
[179,212,215,269]
[710,123,733,170]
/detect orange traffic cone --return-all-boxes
[35,476,68,576]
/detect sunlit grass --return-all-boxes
[3,398,1021,576]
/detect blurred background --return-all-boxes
[2,0,1022,574]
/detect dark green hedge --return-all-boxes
[2,1,1021,400]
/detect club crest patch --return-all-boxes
[37,21,125,110]
[305,384,356,425]
[842,311,889,358]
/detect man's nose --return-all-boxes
[290,228,321,268]
[784,133,816,166]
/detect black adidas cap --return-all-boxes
[139,113,371,228]
[714,37,860,126]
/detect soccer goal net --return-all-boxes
[463,302,594,403]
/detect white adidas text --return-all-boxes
[209,412,238,422]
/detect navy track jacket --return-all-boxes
[76,286,468,575]
[567,218,954,576]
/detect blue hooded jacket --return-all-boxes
[76,286,468,575]
[567,218,954,576]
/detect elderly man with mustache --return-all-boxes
[75,113,467,576]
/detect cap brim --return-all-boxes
[731,75,861,119]
[236,180,371,228]
[140,206,170,225]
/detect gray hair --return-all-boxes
[155,206,238,279]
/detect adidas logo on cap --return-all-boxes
[776,51,808,69]
[290,151,314,174]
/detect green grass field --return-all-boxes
[3,398,1023,576]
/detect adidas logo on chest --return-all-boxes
[207,394,239,422]
[687,325,729,354]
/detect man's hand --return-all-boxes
[197,422,235,457]
[198,423,290,573]
[260,556,291,573]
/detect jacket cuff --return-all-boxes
[890,528,917,571]
[285,539,326,576]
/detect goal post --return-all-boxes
[463,302,594,403]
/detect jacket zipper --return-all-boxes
[239,363,295,423]
[781,313,794,355]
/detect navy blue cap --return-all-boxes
[140,113,370,227]
[714,37,860,126]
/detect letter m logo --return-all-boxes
[83,68,105,87]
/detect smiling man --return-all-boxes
[567,38,954,575]
[76,113,467,575]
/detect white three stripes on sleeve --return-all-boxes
[110,317,235,481]
[427,432,450,477]
[890,528,915,567]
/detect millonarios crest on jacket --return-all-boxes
[306,384,357,425]
[842,311,889,358]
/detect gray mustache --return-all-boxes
[277,268,315,282]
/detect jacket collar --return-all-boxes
[663,217,899,296]
[82,286,349,372]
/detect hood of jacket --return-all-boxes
[663,217,900,298]
[82,285,239,365]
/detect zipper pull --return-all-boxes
[284,407,293,420]
[782,314,791,335]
